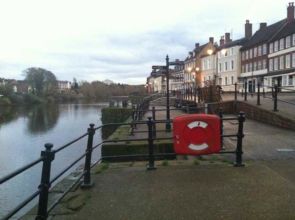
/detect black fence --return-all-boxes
[0,92,246,219]
[238,83,295,112]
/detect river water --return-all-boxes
[0,103,106,218]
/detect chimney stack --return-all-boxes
[220,36,225,46]
[245,20,252,39]
[209,37,214,43]
[287,2,295,23]
[195,43,200,49]
[225,32,231,43]
[259,22,267,29]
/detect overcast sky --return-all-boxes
[0,0,292,84]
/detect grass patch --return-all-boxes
[94,162,109,174]
[193,159,200,165]
[162,160,169,166]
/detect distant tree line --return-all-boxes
[1,67,146,105]
[79,81,146,100]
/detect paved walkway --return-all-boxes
[222,92,295,120]
[22,104,295,220]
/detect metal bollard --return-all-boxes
[81,124,95,188]
[244,82,247,101]
[219,108,224,149]
[234,83,237,101]
[152,106,156,138]
[273,85,278,112]
[257,83,261,105]
[234,112,245,167]
[36,143,55,220]
[147,117,156,170]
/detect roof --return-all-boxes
[269,20,295,42]
[184,43,208,61]
[217,38,248,50]
[241,19,286,50]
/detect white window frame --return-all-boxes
[279,38,284,50]
[263,44,267,55]
[269,43,273,53]
[286,54,291,68]
[258,46,262,56]
[292,53,295,68]
[279,56,284,70]
[269,59,273,71]
[286,36,291,48]
[274,41,279,52]
[253,47,257,57]
[274,57,279,70]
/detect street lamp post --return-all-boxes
[152,56,184,132]
[165,55,171,131]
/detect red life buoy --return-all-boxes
[173,114,221,155]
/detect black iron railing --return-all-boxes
[0,95,246,219]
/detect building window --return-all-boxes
[280,56,284,69]
[289,75,293,85]
[249,63,252,72]
[253,47,257,57]
[254,62,257,71]
[282,75,288,86]
[225,77,228,85]
[225,62,228,71]
[219,63,222,72]
[249,49,253,59]
[269,59,273,71]
[269,43,273,53]
[231,76,234,84]
[274,41,279,52]
[231,60,234,70]
[286,36,291,48]
[293,34,295,46]
[293,53,295,67]
[263,59,267,69]
[279,38,284,50]
[263,44,267,55]
[246,50,249,59]
[274,57,279,70]
[258,45,262,56]
[286,54,291,68]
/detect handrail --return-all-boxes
[54,132,89,153]
[3,189,41,219]
[0,94,246,219]
[0,157,43,184]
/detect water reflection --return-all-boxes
[0,106,20,125]
[27,105,59,134]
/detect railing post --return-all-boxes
[130,105,135,135]
[81,123,95,188]
[36,143,55,220]
[273,85,278,112]
[147,117,156,170]
[194,86,197,103]
[219,108,224,149]
[234,83,237,101]
[197,87,201,103]
[263,87,265,98]
[257,83,261,105]
[234,112,245,167]
[152,106,156,138]
[244,81,247,101]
